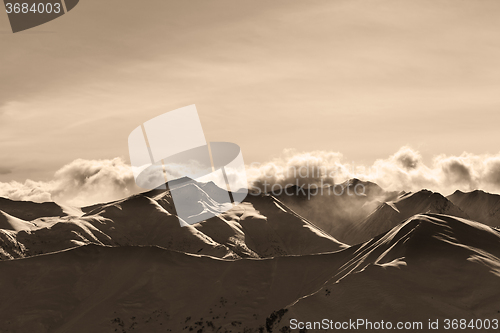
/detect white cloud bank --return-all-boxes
[0,158,139,207]
[247,147,500,196]
[1,147,500,207]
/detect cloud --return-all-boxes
[49,158,139,206]
[484,158,500,187]
[2,147,500,207]
[0,179,52,203]
[247,149,346,192]
[247,147,500,195]
[435,155,475,188]
[392,146,421,170]
[0,158,140,207]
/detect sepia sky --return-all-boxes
[1,0,500,183]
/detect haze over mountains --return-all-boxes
[341,189,469,245]
[448,190,500,228]
[0,178,499,332]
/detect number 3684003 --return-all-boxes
[5,3,61,14]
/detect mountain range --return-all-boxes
[0,178,499,332]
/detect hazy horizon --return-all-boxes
[1,145,500,206]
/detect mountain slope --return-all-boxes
[448,190,500,227]
[0,180,346,260]
[0,210,34,232]
[0,244,354,333]
[276,179,399,243]
[0,197,68,220]
[83,181,346,258]
[1,214,499,332]
[197,194,347,258]
[271,214,500,332]
[343,190,469,245]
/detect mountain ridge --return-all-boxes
[0,213,498,332]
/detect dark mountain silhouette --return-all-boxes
[0,197,67,220]
[271,214,500,332]
[0,214,498,332]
